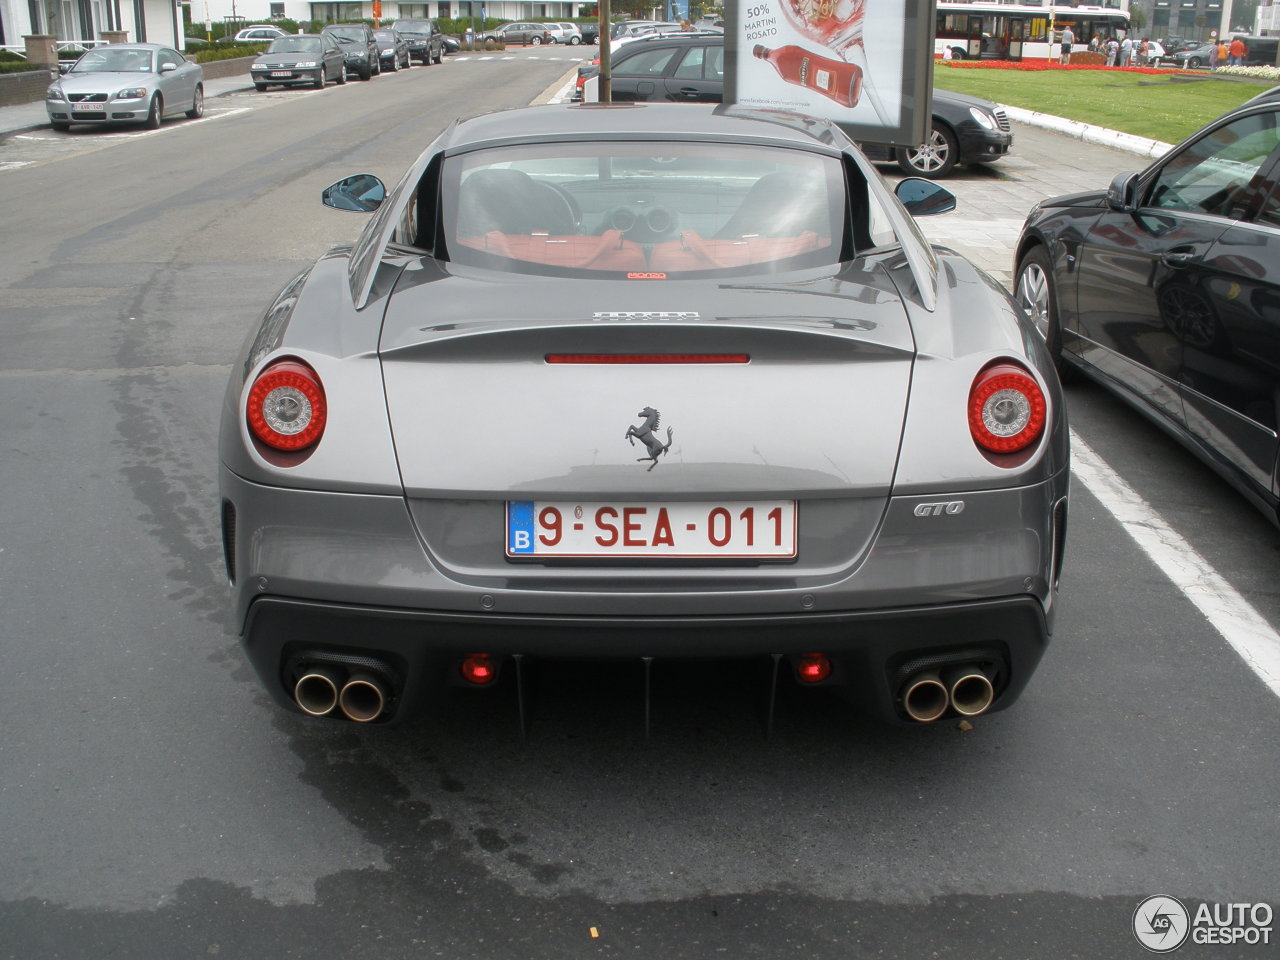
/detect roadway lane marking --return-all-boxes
[1071,430,1280,699]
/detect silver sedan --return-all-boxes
[46,43,203,131]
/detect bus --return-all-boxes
[936,2,1132,62]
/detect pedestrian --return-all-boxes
[1136,37,1150,66]
[1089,33,1101,53]
[1209,38,1220,69]
[1229,36,1247,66]
[1217,39,1230,66]
[1060,25,1074,65]
[1105,36,1119,66]
[1120,35,1133,67]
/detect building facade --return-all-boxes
[1,0,184,47]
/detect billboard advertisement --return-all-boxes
[725,0,935,148]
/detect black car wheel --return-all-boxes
[337,65,348,84]
[144,94,162,129]
[1015,246,1075,381]
[315,69,326,89]
[386,56,398,71]
[1187,56,1202,68]
[531,35,543,45]
[433,45,443,63]
[360,63,372,80]
[254,82,268,91]
[897,121,958,178]
[186,84,204,119]
[569,35,581,44]
[373,57,381,75]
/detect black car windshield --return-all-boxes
[325,27,365,41]
[374,30,397,41]
[398,21,431,34]
[72,48,153,72]
[268,37,322,53]
[441,141,849,278]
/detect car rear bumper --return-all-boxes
[241,592,1050,726]
[222,463,1066,726]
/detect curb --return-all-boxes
[999,104,1173,159]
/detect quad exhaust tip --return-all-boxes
[901,664,995,723]
[293,663,392,722]
[294,666,344,717]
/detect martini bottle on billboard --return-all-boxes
[752,44,864,108]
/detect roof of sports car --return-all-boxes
[443,103,848,154]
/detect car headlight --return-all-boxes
[381,47,394,54]
[47,86,64,100]
[251,62,267,70]
[296,61,318,67]
[968,107,997,130]
[116,87,147,100]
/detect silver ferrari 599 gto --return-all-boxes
[219,103,1069,730]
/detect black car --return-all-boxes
[572,34,1011,178]
[578,21,599,44]
[321,23,380,80]
[397,18,445,63]
[250,34,347,90]
[1164,40,1216,69]
[1014,90,1280,526]
[373,28,411,71]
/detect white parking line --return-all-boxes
[1071,430,1280,699]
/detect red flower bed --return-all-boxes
[936,57,1187,76]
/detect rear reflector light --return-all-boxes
[545,354,749,364]
[968,362,1046,455]
[796,653,832,684]
[460,654,497,685]
[246,358,327,452]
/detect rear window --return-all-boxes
[440,140,849,278]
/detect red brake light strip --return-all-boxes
[545,354,749,364]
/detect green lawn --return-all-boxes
[934,66,1273,143]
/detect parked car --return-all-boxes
[573,34,1011,178]
[220,101,1068,729]
[546,22,583,44]
[234,25,289,43]
[321,23,381,80]
[1014,89,1280,526]
[1162,40,1216,68]
[373,28,412,71]
[480,22,555,46]
[397,18,445,63]
[47,43,204,131]
[613,20,684,46]
[441,33,461,54]
[578,21,599,44]
[250,34,347,90]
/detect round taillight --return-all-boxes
[968,362,1046,454]
[460,654,497,685]
[796,653,832,684]
[246,359,327,452]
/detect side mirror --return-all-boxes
[895,178,957,217]
[322,174,387,212]
[159,62,178,72]
[1106,172,1140,212]
[58,63,71,74]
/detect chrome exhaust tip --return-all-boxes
[901,670,949,723]
[943,665,995,717]
[339,672,389,723]
[294,665,345,717]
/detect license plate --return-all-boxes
[507,500,797,559]
[74,102,105,111]
[270,71,293,77]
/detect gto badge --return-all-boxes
[625,406,674,471]
[914,501,966,517]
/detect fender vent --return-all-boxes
[221,499,237,585]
